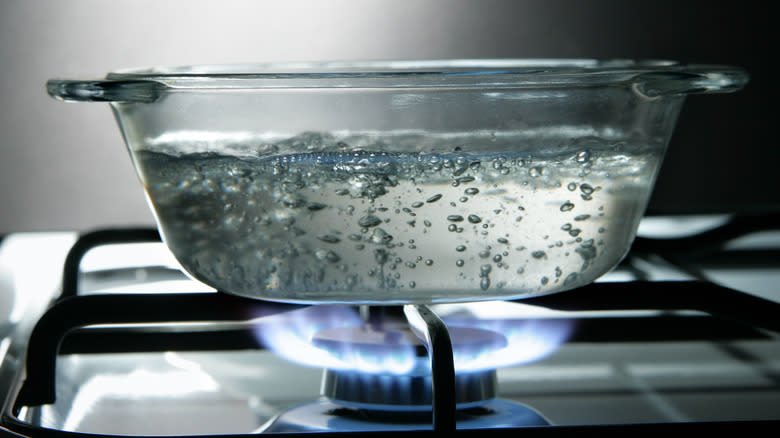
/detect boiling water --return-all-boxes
[135,134,660,303]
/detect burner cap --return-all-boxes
[321,368,498,411]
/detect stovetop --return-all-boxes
[1,214,780,436]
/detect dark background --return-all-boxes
[1,0,776,232]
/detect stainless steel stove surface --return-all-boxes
[1,215,779,436]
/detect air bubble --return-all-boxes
[358,215,382,227]
[580,184,595,195]
[317,234,341,244]
[456,259,465,267]
[532,250,547,259]
[480,277,491,291]
[426,194,443,203]
[560,202,575,212]
[425,259,434,266]
[464,188,479,195]
[307,202,327,211]
[456,245,467,252]
[447,215,464,222]
[574,214,591,221]
[411,201,424,208]
[468,214,482,224]
[567,182,577,191]
[576,150,591,163]
[561,223,572,231]
[497,237,509,244]
[424,220,432,227]
[448,224,457,232]
[541,276,549,285]
[493,254,502,263]
[315,249,341,263]
[369,228,393,244]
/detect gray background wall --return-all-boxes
[1,0,776,233]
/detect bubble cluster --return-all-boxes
[137,131,657,303]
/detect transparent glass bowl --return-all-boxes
[48,60,748,304]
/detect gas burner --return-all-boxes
[260,306,548,433]
[312,321,506,410]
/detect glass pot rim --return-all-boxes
[47,58,748,103]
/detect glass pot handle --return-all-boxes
[632,66,749,98]
[47,79,166,103]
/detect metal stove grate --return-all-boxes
[2,218,780,436]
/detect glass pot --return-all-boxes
[48,60,747,304]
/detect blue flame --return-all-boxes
[447,318,573,372]
[252,306,418,374]
[252,305,573,375]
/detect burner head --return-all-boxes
[312,322,506,410]
[320,368,498,411]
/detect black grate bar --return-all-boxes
[60,228,161,299]
[522,281,780,334]
[404,304,456,432]
[16,292,303,407]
